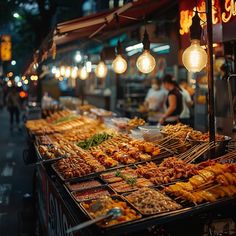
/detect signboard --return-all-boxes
[0,35,12,61]
[179,0,236,36]
[221,0,236,23]
[179,0,220,36]
[179,0,236,49]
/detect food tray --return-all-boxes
[100,166,138,184]
[134,155,201,187]
[79,195,142,228]
[51,147,173,183]
[60,175,236,234]
[99,196,235,234]
[100,165,181,193]
[51,162,126,183]
[122,188,183,216]
[51,148,171,183]
[71,185,115,202]
[109,178,154,194]
[34,144,64,164]
[65,177,106,192]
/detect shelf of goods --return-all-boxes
[25,109,236,236]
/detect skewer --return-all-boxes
[181,143,209,163]
[213,151,236,162]
[184,142,216,164]
[203,184,221,192]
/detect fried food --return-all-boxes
[81,196,140,226]
[165,163,236,204]
[125,188,181,215]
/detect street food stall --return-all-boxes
[22,0,236,235]
[25,108,236,235]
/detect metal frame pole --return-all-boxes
[206,0,215,143]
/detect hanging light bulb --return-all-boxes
[95,60,108,78]
[85,61,92,73]
[112,55,127,74]
[182,40,207,72]
[112,41,127,74]
[79,66,89,80]
[60,66,66,76]
[182,13,207,72]
[136,30,156,74]
[65,67,71,78]
[51,66,57,74]
[71,67,78,79]
[55,69,60,78]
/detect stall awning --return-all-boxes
[23,0,175,74]
[54,0,173,46]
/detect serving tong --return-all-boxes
[66,207,122,234]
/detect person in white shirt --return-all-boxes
[179,79,193,125]
[144,78,167,124]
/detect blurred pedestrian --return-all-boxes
[143,78,167,124]
[160,74,183,125]
[6,86,21,130]
[179,79,193,125]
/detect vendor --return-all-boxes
[160,74,183,125]
[143,78,167,124]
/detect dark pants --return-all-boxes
[163,120,178,125]
[9,106,20,125]
[180,118,190,125]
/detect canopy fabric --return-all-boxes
[54,0,172,46]
[23,0,174,74]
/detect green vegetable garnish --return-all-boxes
[115,170,121,177]
[76,132,113,149]
[126,178,137,186]
[53,115,77,124]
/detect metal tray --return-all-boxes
[122,188,183,216]
[71,185,115,203]
[51,162,98,183]
[34,144,64,164]
[100,166,138,184]
[97,197,235,235]
[51,147,174,183]
[79,195,142,228]
[109,178,154,194]
[58,170,236,235]
[65,176,106,192]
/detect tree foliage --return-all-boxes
[0,0,57,73]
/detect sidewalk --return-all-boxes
[0,109,35,235]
